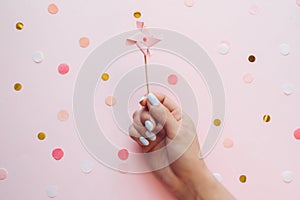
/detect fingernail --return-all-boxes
[145,120,153,131]
[139,136,150,146]
[145,131,156,141]
[148,93,159,106]
[139,96,146,103]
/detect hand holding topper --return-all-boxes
[126,21,162,94]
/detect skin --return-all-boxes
[129,93,236,200]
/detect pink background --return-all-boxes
[1,0,300,199]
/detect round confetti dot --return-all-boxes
[16,22,24,30]
[282,170,293,183]
[133,11,141,18]
[57,110,69,121]
[282,83,294,96]
[223,138,234,148]
[213,119,221,126]
[48,3,59,14]
[184,0,196,7]
[239,175,247,183]
[14,83,22,91]
[213,173,222,182]
[168,74,178,85]
[101,73,109,81]
[0,168,8,180]
[52,148,64,160]
[58,63,70,75]
[118,149,129,160]
[37,132,46,140]
[249,4,259,15]
[105,96,116,106]
[218,42,230,55]
[81,161,94,174]
[263,114,271,123]
[293,128,300,140]
[79,37,90,48]
[243,73,254,84]
[279,43,290,56]
[248,55,256,63]
[297,0,300,6]
[46,185,58,198]
[32,51,44,63]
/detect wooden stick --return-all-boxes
[144,55,150,94]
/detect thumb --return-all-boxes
[147,93,179,139]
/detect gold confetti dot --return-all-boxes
[133,11,141,18]
[37,132,46,140]
[16,22,24,30]
[213,119,221,126]
[248,55,256,62]
[14,83,22,91]
[263,114,271,122]
[101,73,109,81]
[239,175,247,183]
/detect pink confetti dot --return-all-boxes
[57,110,69,121]
[118,149,129,160]
[223,138,234,148]
[48,3,59,14]
[184,0,195,7]
[52,148,64,160]
[58,63,69,75]
[79,37,90,48]
[297,0,300,6]
[294,128,300,140]
[0,168,8,180]
[243,73,254,84]
[168,74,178,85]
[105,96,116,106]
[249,4,259,15]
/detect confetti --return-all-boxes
[38,132,46,140]
[239,175,247,183]
[294,128,300,140]
[46,185,58,198]
[184,0,196,7]
[133,11,141,18]
[248,55,256,63]
[16,22,24,30]
[48,3,59,14]
[79,37,90,48]
[14,83,22,91]
[101,73,109,81]
[279,43,290,56]
[32,51,44,63]
[168,74,178,85]
[58,63,70,75]
[243,73,254,84]
[282,170,293,183]
[81,161,94,174]
[282,83,294,95]
[223,138,234,148]
[249,4,259,15]
[52,148,64,160]
[213,173,222,182]
[297,0,300,6]
[213,119,221,126]
[0,168,8,180]
[218,42,230,55]
[118,149,129,160]
[105,96,116,106]
[263,114,271,123]
[57,110,69,121]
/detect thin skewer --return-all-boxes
[144,54,150,94]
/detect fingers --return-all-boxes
[132,108,157,141]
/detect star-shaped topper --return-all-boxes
[126,21,161,57]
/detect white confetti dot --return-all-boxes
[279,43,290,56]
[32,51,44,63]
[218,42,230,55]
[243,73,254,84]
[81,161,94,174]
[46,185,58,198]
[213,173,222,182]
[282,83,294,96]
[282,170,293,183]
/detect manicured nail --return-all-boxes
[139,96,146,103]
[145,131,156,141]
[139,136,149,146]
[145,120,153,131]
[148,93,159,106]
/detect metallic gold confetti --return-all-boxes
[239,175,247,183]
[37,132,46,140]
[248,55,256,62]
[16,22,24,30]
[213,119,221,126]
[14,83,22,91]
[101,73,109,81]
[133,11,141,18]
[263,114,271,122]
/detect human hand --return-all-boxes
[129,93,235,200]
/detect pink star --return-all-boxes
[126,21,161,57]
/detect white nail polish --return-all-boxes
[145,131,156,141]
[139,96,146,103]
[145,120,153,131]
[148,93,159,106]
[139,136,149,146]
